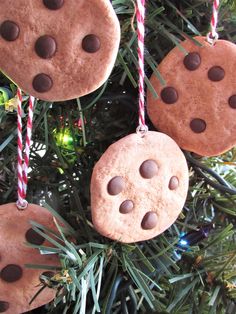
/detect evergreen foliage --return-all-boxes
[0,1,236,313]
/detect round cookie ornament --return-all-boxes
[90,0,189,243]
[0,0,120,101]
[0,203,59,314]
[91,131,189,243]
[147,2,236,157]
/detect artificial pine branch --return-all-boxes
[0,1,236,313]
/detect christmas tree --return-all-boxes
[1,0,236,313]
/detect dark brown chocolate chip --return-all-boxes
[119,200,134,214]
[0,301,9,313]
[161,87,178,104]
[208,66,225,82]
[35,35,57,59]
[82,35,101,53]
[141,212,158,230]
[169,176,179,190]
[229,95,236,109]
[0,265,23,282]
[25,228,45,245]
[43,0,64,10]
[108,176,125,195]
[33,73,53,93]
[190,118,207,133]
[183,52,201,71]
[139,160,158,179]
[0,20,20,41]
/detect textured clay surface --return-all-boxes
[147,36,236,157]
[0,203,58,314]
[91,131,189,243]
[0,0,120,101]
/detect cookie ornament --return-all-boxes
[0,0,120,101]
[0,203,58,314]
[90,0,189,243]
[0,92,58,313]
[147,1,236,157]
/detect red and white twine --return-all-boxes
[208,0,220,43]
[136,0,148,134]
[17,88,35,209]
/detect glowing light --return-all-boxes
[58,133,73,145]
[179,239,188,247]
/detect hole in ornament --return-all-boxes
[208,66,225,82]
[190,118,206,133]
[35,35,57,59]
[25,228,45,245]
[0,301,9,313]
[139,160,158,179]
[107,176,125,195]
[229,95,236,109]
[161,87,178,104]
[183,52,201,71]
[0,264,23,282]
[33,73,53,93]
[141,212,158,230]
[169,176,179,190]
[0,20,20,41]
[119,200,134,214]
[43,0,64,10]
[82,35,101,53]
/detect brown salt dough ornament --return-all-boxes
[0,203,58,314]
[91,131,189,243]
[0,0,120,101]
[147,36,236,157]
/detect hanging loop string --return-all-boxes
[207,0,220,44]
[136,0,148,136]
[16,88,35,210]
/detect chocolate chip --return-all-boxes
[0,301,9,313]
[190,118,207,133]
[108,176,125,195]
[139,160,158,179]
[169,176,179,190]
[141,212,158,230]
[119,200,134,214]
[43,0,64,10]
[35,35,57,59]
[183,52,201,71]
[229,95,236,109]
[0,265,23,282]
[208,66,225,82]
[82,35,101,53]
[33,73,53,93]
[161,87,178,104]
[25,228,45,245]
[0,20,20,41]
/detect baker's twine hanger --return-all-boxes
[207,0,220,45]
[16,88,35,210]
[136,0,148,136]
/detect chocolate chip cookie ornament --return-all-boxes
[91,131,189,243]
[0,203,58,314]
[0,0,120,101]
[147,36,236,157]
